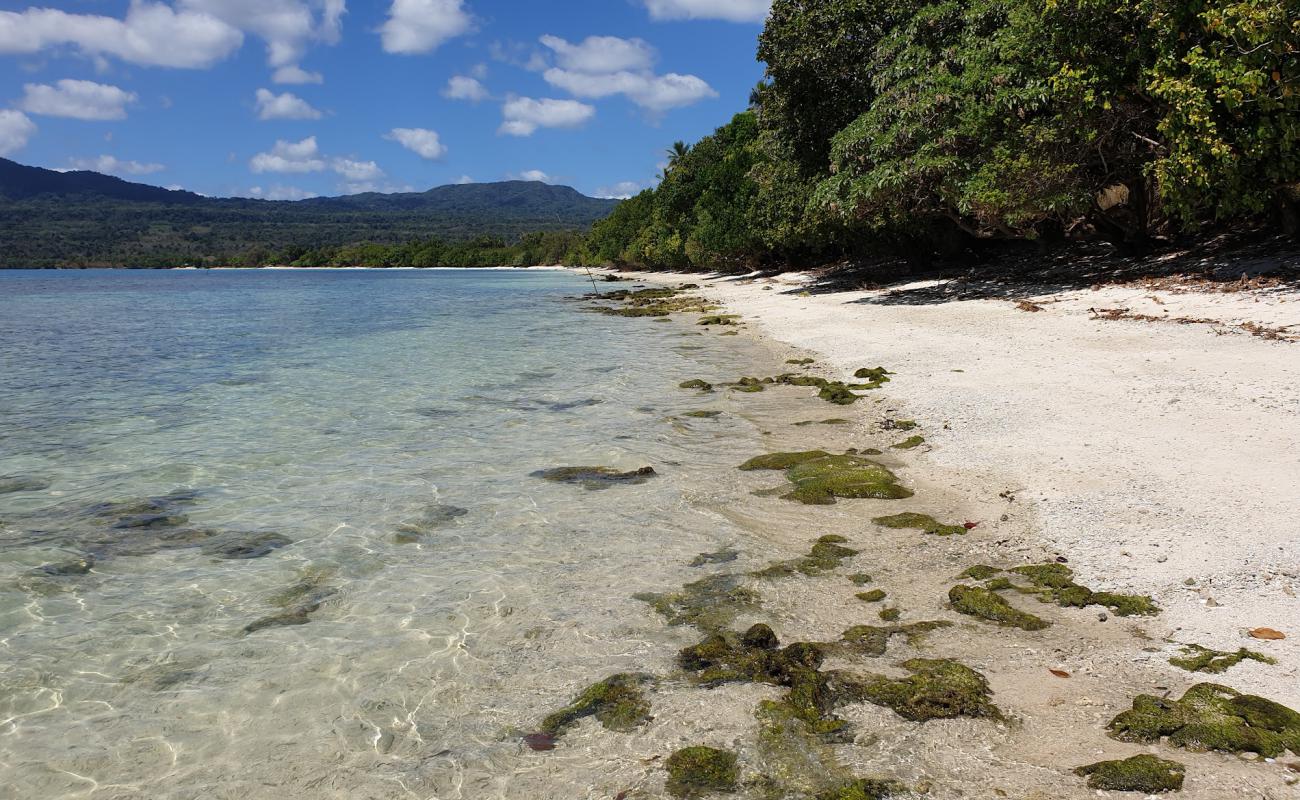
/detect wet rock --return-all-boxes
[0,475,52,494]
[851,658,1002,722]
[522,732,557,751]
[33,555,95,577]
[665,746,739,798]
[1107,682,1300,756]
[531,465,657,490]
[814,778,909,799]
[740,452,912,505]
[856,590,887,603]
[877,607,901,622]
[201,532,292,560]
[1074,754,1186,793]
[786,358,816,366]
[697,314,739,326]
[1010,563,1159,617]
[880,419,917,432]
[539,673,653,736]
[244,583,338,635]
[1170,644,1276,674]
[872,513,965,537]
[689,548,739,567]
[949,585,1050,630]
[682,410,722,419]
[395,504,469,540]
[754,535,858,578]
[634,573,761,634]
[839,621,952,657]
[890,435,926,450]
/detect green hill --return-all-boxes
[0,158,619,267]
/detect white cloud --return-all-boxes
[499,96,595,137]
[539,34,654,73]
[273,64,323,84]
[250,135,326,172]
[643,0,770,22]
[331,157,382,181]
[0,2,245,69]
[0,110,36,156]
[20,79,137,121]
[454,174,474,184]
[543,68,715,112]
[254,88,323,120]
[519,169,551,183]
[443,75,488,102]
[537,35,716,112]
[595,181,642,199]
[380,0,472,55]
[68,154,165,175]
[386,127,446,160]
[179,0,346,68]
[248,184,318,200]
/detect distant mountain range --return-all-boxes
[0,158,620,267]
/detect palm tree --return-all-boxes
[666,141,690,168]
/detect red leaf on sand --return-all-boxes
[523,732,557,751]
[1049,669,1071,678]
[963,521,980,530]
[1250,628,1286,640]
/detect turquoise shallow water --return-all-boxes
[0,269,791,799]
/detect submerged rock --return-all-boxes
[531,465,657,490]
[690,548,739,567]
[635,572,761,634]
[201,532,292,560]
[1074,754,1186,793]
[838,621,952,657]
[0,475,52,494]
[32,555,95,577]
[754,535,857,578]
[539,673,653,736]
[814,779,909,800]
[1107,682,1300,757]
[1169,644,1276,674]
[665,746,739,798]
[872,513,966,537]
[682,410,722,419]
[851,658,1002,722]
[244,585,338,634]
[395,504,469,541]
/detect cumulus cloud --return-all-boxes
[499,96,595,137]
[642,0,770,22]
[386,127,446,160]
[331,157,382,181]
[518,169,551,183]
[0,110,36,156]
[0,2,245,69]
[20,79,138,121]
[595,181,642,199]
[454,174,474,184]
[539,34,654,73]
[248,184,318,200]
[443,75,488,102]
[179,0,346,68]
[380,0,472,55]
[68,154,165,175]
[250,135,326,172]
[538,35,717,112]
[254,88,323,120]
[273,65,323,84]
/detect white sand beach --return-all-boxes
[612,267,1300,711]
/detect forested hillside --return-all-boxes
[0,160,617,268]
[586,0,1299,271]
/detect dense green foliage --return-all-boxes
[0,160,616,268]
[588,0,1300,271]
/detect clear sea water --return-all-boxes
[0,268,797,799]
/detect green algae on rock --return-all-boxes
[890,435,926,450]
[855,658,1002,722]
[539,673,653,736]
[839,621,952,657]
[682,410,722,418]
[872,512,966,537]
[814,778,909,800]
[1010,563,1159,617]
[244,571,339,635]
[1170,644,1277,674]
[753,535,858,578]
[740,451,912,505]
[856,589,887,603]
[665,746,739,797]
[787,358,816,365]
[1074,754,1186,793]
[877,607,901,622]
[634,573,762,634]
[690,548,739,567]
[849,573,874,586]
[949,584,1051,631]
[1107,682,1300,757]
[680,379,714,391]
[531,465,657,490]
[960,565,1003,581]
[817,383,860,405]
[698,314,740,326]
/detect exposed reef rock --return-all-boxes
[540,673,653,736]
[1169,644,1276,674]
[740,452,912,505]
[872,513,965,537]
[1107,682,1300,756]
[949,585,1050,630]
[1074,754,1186,793]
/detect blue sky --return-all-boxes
[0,1,770,199]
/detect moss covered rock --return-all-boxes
[531,465,657,490]
[635,573,762,634]
[1107,682,1300,756]
[855,658,1002,722]
[754,535,859,578]
[949,584,1050,631]
[540,673,653,736]
[680,379,714,391]
[1010,563,1158,617]
[838,621,952,657]
[739,453,912,505]
[1074,754,1186,793]
[856,589,887,603]
[872,513,966,537]
[665,746,739,797]
[814,778,908,800]
[683,410,722,419]
[890,435,926,450]
[1170,644,1277,674]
